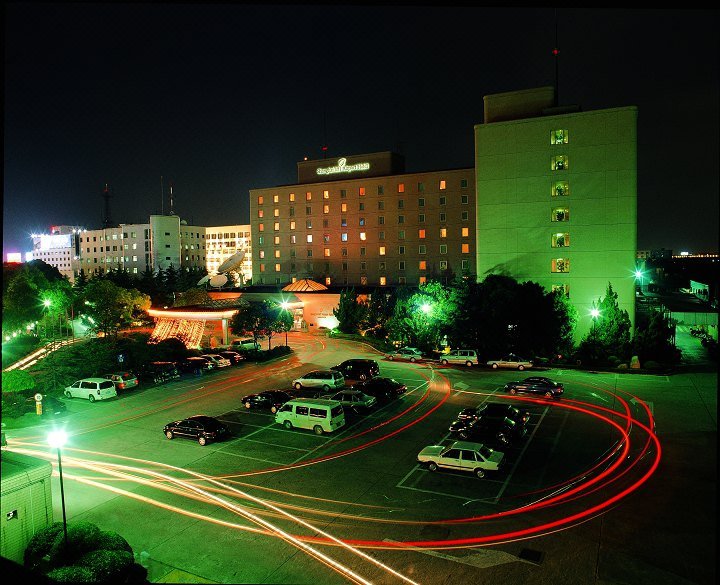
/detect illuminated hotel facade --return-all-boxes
[204,224,253,284]
[475,87,638,339]
[249,152,476,287]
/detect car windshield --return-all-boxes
[479,445,494,459]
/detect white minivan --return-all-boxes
[275,398,345,435]
[64,378,117,402]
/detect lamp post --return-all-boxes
[281,302,290,346]
[47,430,69,550]
[590,307,600,362]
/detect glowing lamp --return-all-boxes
[47,430,67,449]
[590,309,600,318]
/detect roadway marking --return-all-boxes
[383,540,526,568]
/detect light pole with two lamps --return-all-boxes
[47,430,69,550]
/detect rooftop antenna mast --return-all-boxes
[102,183,113,228]
[552,8,560,107]
[169,180,175,216]
[160,175,165,215]
[321,109,328,159]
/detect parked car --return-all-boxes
[440,349,479,367]
[504,376,564,399]
[320,389,377,413]
[163,415,230,446]
[449,416,527,446]
[292,370,345,392]
[417,440,504,478]
[137,361,181,383]
[353,377,407,401]
[241,390,294,413]
[330,359,379,381]
[457,402,530,426]
[64,378,117,402]
[486,354,533,370]
[231,338,260,351]
[177,356,215,374]
[201,354,232,368]
[386,347,424,362]
[218,350,244,365]
[102,371,139,391]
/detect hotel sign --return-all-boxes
[316,157,370,176]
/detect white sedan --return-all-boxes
[417,440,504,478]
[386,347,424,362]
[486,354,533,370]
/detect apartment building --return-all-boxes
[249,152,476,287]
[475,86,638,339]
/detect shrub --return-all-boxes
[617,363,628,369]
[48,522,101,566]
[24,522,64,568]
[77,549,134,582]
[644,360,662,370]
[607,355,621,366]
[95,530,133,555]
[46,565,96,582]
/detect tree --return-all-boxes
[1,369,36,397]
[633,310,679,364]
[3,267,49,332]
[364,288,396,333]
[82,280,150,337]
[333,288,367,334]
[274,308,294,346]
[229,301,277,348]
[580,282,633,363]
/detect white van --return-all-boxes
[440,349,479,367]
[275,398,345,435]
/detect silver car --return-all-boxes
[486,354,533,370]
[386,347,423,362]
[292,370,345,392]
[321,389,377,413]
[201,354,231,368]
[417,440,504,479]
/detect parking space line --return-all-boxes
[213,447,290,467]
[396,468,504,504]
[234,436,311,452]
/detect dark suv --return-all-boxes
[137,361,180,384]
[449,416,527,447]
[331,359,379,381]
[178,356,215,374]
[457,402,530,426]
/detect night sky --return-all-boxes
[4,4,719,256]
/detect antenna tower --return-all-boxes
[102,183,113,228]
[552,8,560,107]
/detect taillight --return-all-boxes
[118,383,125,389]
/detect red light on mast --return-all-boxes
[552,48,559,56]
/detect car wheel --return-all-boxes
[88,395,95,403]
[459,432,469,440]
[313,425,323,435]
[198,436,207,446]
[475,468,486,479]
[465,361,473,367]
[441,359,449,365]
[410,357,416,363]
[270,405,278,414]
[244,402,251,409]
[428,462,438,472]
[64,390,72,399]
[284,420,293,430]
[388,355,394,360]
[545,391,553,398]
[518,365,525,370]
[492,363,499,369]
[359,373,367,381]
[165,431,174,440]
[510,388,517,395]
[294,382,302,390]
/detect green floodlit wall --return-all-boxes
[474,106,638,342]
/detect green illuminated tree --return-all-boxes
[580,282,632,363]
[333,288,367,334]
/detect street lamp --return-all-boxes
[47,430,69,550]
[280,301,290,346]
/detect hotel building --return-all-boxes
[204,224,253,284]
[249,152,476,287]
[475,87,638,339]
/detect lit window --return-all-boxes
[275,263,281,272]
[258,210,264,218]
[440,244,447,254]
[306,219,312,229]
[552,155,568,171]
[359,187,365,196]
[258,236,264,245]
[274,250,281,258]
[419,260,427,270]
[552,258,570,273]
[324,248,330,257]
[273,194,279,203]
[323,190,329,199]
[361,275,368,285]
[259,223,264,232]
[360,218,365,226]
[398,183,405,193]
[289,193,295,202]
[341,233,348,242]
[440,260,447,270]
[462,227,469,237]
[462,243,470,253]
[274,209,280,217]
[290,220,296,230]
[274,222,280,231]
[306,234,313,243]
[306,192,312,201]
[325,277,331,285]
[259,250,265,259]
[440,228,447,238]
[291,235,296,244]
[258,196,264,205]
[324,204,330,214]
[552,284,570,297]
[552,233,570,247]
[341,203,348,212]
[551,129,568,144]
[552,207,570,222]
[553,181,570,197]
[323,234,330,243]
[360,232,366,241]
[419,276,426,284]
[419,229,426,239]
[379,246,386,255]
[380,276,386,286]
[439,180,446,190]
[274,236,280,244]
[260,263,265,272]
